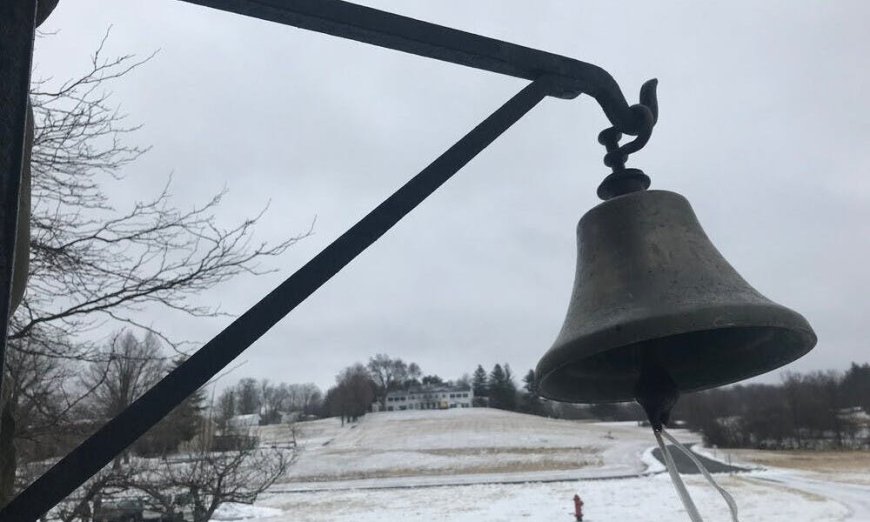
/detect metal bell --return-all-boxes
[536,189,816,403]
[36,0,60,27]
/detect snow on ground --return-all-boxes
[746,471,870,521]
[236,473,847,521]
[230,409,868,521]
[211,503,284,521]
[258,409,696,485]
[695,445,870,520]
[641,445,665,474]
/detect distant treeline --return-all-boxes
[672,363,870,450]
[216,378,323,427]
[218,358,870,452]
[486,361,870,451]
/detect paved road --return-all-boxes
[651,444,748,474]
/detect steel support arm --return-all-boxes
[178,0,648,134]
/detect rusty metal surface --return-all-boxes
[536,190,817,403]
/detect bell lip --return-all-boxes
[535,302,817,404]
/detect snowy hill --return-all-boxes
[232,409,869,521]
[255,408,681,486]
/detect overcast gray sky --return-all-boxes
[33,1,869,393]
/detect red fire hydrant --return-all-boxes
[573,494,584,521]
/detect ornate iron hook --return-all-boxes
[596,79,658,200]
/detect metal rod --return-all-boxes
[177,0,644,134]
[0,77,554,521]
[0,0,37,439]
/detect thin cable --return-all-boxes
[662,429,739,522]
[654,428,704,522]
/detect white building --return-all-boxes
[385,385,473,411]
[227,413,260,431]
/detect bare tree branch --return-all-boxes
[4,29,311,502]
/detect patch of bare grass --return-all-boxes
[420,446,599,457]
[730,449,870,474]
[288,457,602,482]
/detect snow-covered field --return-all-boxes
[223,409,870,521]
[253,474,848,521]
[257,409,673,486]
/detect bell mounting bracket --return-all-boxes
[596,79,659,200]
[0,0,659,518]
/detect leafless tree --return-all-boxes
[81,329,170,466]
[216,388,237,431]
[14,30,310,358]
[134,443,291,522]
[327,364,375,424]
[284,382,322,415]
[215,379,323,430]
[673,367,869,450]
[1,30,310,503]
[235,378,261,416]
[259,379,280,424]
[50,438,292,522]
[84,330,166,420]
[366,354,420,409]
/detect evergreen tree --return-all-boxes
[216,388,236,429]
[520,369,545,415]
[522,369,537,395]
[503,364,515,390]
[488,364,517,411]
[490,364,505,386]
[133,357,207,456]
[472,365,488,397]
[422,375,444,385]
[842,362,870,413]
[236,378,261,415]
[502,364,518,411]
[471,365,488,407]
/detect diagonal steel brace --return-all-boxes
[1,76,556,522]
